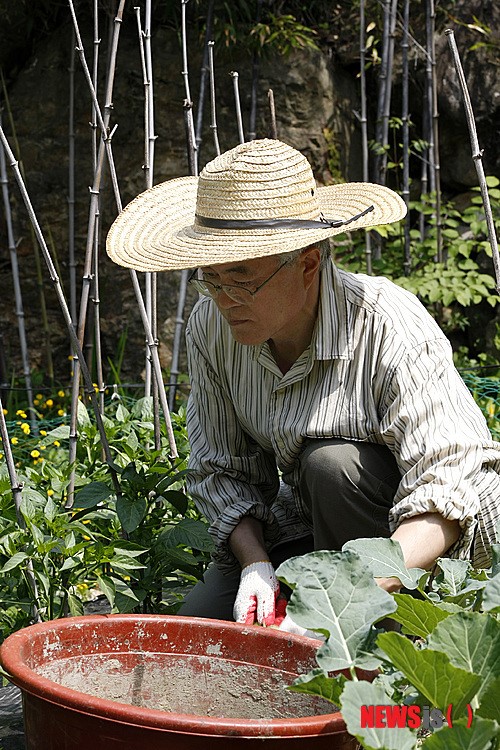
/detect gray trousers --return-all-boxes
[179,438,401,621]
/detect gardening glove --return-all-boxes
[233,561,280,626]
[278,605,326,641]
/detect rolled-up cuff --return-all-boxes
[389,489,478,560]
[209,501,281,573]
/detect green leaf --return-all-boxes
[477,674,500,720]
[115,495,147,533]
[96,574,116,608]
[277,550,396,671]
[44,496,58,523]
[289,669,345,706]
[158,518,214,552]
[109,554,146,571]
[74,482,113,509]
[435,558,471,596]
[377,632,482,715]
[1,551,29,573]
[67,593,84,617]
[115,403,130,423]
[160,490,188,515]
[427,612,500,702]
[391,593,452,638]
[421,716,500,750]
[77,400,91,427]
[111,576,140,613]
[342,537,424,589]
[482,572,500,613]
[340,680,416,750]
[131,396,154,420]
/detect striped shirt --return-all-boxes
[185,260,500,571]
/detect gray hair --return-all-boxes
[278,239,332,270]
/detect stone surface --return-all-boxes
[0,1,499,382]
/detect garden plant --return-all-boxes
[277,531,500,749]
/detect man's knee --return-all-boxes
[300,439,363,489]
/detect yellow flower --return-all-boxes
[21,423,30,435]
[0,453,3,459]
[31,449,40,458]
[36,393,43,400]
[45,399,53,407]
[57,409,65,416]
[58,390,65,398]
[40,445,46,451]
[40,430,47,436]
[11,437,18,445]
[33,399,40,406]
[16,410,27,418]
[2,408,7,415]
[53,440,60,447]
[47,489,54,496]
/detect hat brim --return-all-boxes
[106,177,407,272]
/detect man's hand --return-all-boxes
[233,561,279,625]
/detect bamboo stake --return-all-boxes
[248,0,263,141]
[67,0,126,506]
[446,29,500,293]
[429,0,442,263]
[0,395,41,623]
[195,0,215,164]
[0,121,37,429]
[359,0,372,274]
[170,2,200,411]
[69,2,178,459]
[68,29,77,327]
[376,0,397,186]
[0,73,55,384]
[135,5,154,400]
[181,0,197,163]
[208,41,220,156]
[0,126,121,498]
[267,89,277,139]
[231,71,245,144]
[401,0,411,276]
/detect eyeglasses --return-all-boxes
[188,259,290,304]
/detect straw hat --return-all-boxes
[106,139,407,272]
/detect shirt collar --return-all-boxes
[251,260,353,364]
[312,260,353,361]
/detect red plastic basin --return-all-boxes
[0,614,357,749]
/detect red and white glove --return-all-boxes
[233,561,280,626]
[278,608,326,641]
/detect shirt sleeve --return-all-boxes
[185,319,281,572]
[378,337,493,559]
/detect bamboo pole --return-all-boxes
[248,0,263,141]
[429,0,442,263]
[231,71,245,144]
[68,28,77,327]
[181,0,197,163]
[401,0,411,276]
[195,0,215,165]
[0,72,55,385]
[207,41,220,156]
[67,0,126,506]
[0,121,37,429]
[0,126,122,499]
[359,0,372,274]
[69,1,178,460]
[0,395,42,623]
[170,0,200,411]
[267,89,277,139]
[446,29,500,293]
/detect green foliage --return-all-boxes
[276,529,500,749]
[335,178,500,362]
[0,398,212,642]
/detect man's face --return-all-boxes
[200,253,316,346]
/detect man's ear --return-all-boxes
[301,245,322,288]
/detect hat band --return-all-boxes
[195,205,374,231]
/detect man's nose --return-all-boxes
[215,289,241,309]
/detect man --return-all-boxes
[107,138,500,628]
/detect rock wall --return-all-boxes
[1,1,499,384]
